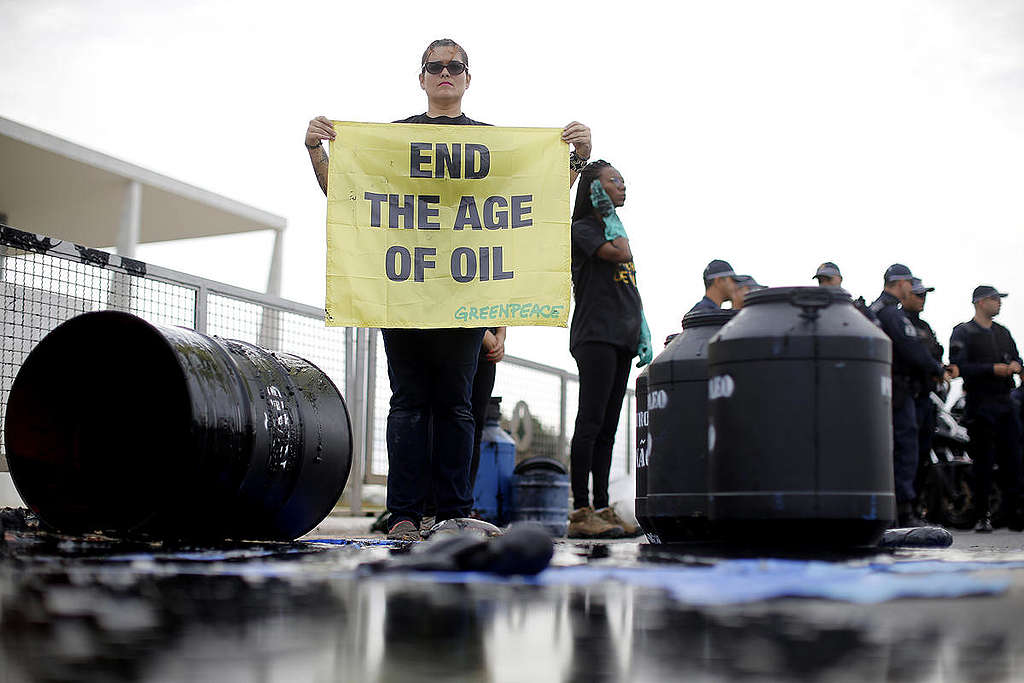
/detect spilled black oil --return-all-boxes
[2,517,1024,682]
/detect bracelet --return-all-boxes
[305,141,322,149]
[569,150,588,173]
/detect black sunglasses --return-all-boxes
[422,60,467,75]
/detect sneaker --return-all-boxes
[974,513,994,534]
[568,506,625,539]
[387,519,421,542]
[595,506,642,537]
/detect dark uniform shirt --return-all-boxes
[949,320,1021,401]
[868,291,944,382]
[687,295,720,315]
[569,215,642,353]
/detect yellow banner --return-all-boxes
[325,122,570,328]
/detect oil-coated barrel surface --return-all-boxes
[636,310,735,542]
[4,311,352,541]
[707,287,894,545]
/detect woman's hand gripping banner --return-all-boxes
[325,122,570,328]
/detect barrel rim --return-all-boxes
[271,350,354,539]
[682,309,736,329]
[743,285,853,307]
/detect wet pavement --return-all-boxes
[2,512,1024,682]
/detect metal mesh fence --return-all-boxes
[0,227,631,507]
[493,362,564,464]
[365,332,634,481]
[370,330,391,479]
[0,228,345,474]
[0,243,197,468]
[206,294,346,395]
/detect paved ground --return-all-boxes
[3,513,1024,682]
[304,511,1024,553]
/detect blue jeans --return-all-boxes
[381,328,484,526]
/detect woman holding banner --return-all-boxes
[304,38,592,541]
[567,160,652,539]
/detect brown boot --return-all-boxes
[568,506,625,539]
[596,506,641,537]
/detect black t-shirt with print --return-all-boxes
[569,215,642,354]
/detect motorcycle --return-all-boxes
[918,388,1003,528]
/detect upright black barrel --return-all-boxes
[636,309,735,542]
[707,287,894,545]
[4,311,352,541]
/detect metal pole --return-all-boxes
[559,372,569,463]
[116,180,141,258]
[108,180,142,313]
[266,229,284,296]
[194,285,208,334]
[363,330,378,487]
[347,327,367,516]
[345,326,354,400]
[625,393,633,474]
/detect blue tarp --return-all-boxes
[396,558,1024,605]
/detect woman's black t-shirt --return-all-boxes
[569,215,642,354]
[393,113,489,126]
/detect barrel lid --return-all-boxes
[513,456,568,475]
[743,286,852,308]
[682,309,736,329]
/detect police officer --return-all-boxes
[949,285,1024,532]
[731,274,765,310]
[868,264,949,527]
[813,262,843,288]
[688,259,737,314]
[902,278,946,506]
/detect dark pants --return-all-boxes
[469,356,497,487]
[966,397,1023,516]
[422,352,496,518]
[382,328,485,526]
[892,391,919,505]
[914,392,937,499]
[570,342,631,510]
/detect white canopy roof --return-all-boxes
[0,115,285,249]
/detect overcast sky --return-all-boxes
[2,0,1023,376]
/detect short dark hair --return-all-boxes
[571,159,612,222]
[421,39,469,67]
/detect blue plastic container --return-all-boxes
[472,398,516,525]
[510,458,570,537]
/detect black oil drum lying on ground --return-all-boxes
[707,286,894,546]
[636,309,735,543]
[4,311,352,541]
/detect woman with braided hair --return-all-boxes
[567,160,652,538]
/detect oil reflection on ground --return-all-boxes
[2,528,1024,682]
